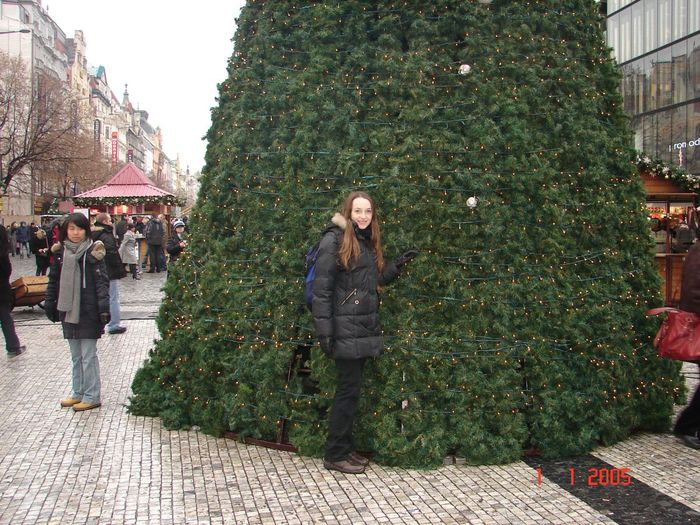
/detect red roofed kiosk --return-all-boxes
[73,162,180,217]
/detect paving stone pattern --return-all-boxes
[1,255,698,524]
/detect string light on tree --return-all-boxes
[128,0,684,469]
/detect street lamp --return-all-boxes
[0,29,30,35]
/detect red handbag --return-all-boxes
[647,307,700,362]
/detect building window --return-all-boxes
[620,7,632,62]
[674,0,688,41]
[644,0,658,53]
[656,46,674,108]
[690,0,700,33]
[659,0,673,46]
[672,41,688,105]
[632,2,644,58]
[672,105,688,167]
[658,109,673,161]
[608,14,620,60]
[688,101,700,173]
[690,35,700,100]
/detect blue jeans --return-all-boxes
[107,279,121,330]
[67,339,101,403]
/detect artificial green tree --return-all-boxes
[129,0,685,467]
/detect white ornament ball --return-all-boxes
[467,196,478,208]
[458,64,471,75]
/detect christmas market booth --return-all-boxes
[73,162,181,267]
[639,156,699,305]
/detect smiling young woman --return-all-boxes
[311,190,418,474]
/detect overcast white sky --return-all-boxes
[45,1,246,173]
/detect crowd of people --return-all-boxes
[10,213,190,278]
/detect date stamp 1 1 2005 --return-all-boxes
[536,467,632,487]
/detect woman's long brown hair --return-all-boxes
[337,191,385,273]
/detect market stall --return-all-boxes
[642,172,697,305]
[73,163,180,269]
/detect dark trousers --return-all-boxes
[674,364,700,435]
[0,301,20,352]
[325,358,366,461]
[147,244,165,271]
[35,256,49,276]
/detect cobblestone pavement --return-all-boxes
[1,255,699,524]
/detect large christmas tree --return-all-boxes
[129,0,685,467]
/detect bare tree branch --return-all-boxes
[0,51,112,203]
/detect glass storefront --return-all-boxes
[609,0,700,174]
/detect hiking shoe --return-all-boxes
[323,459,365,474]
[348,451,370,466]
[60,397,81,407]
[73,401,101,412]
[7,346,26,357]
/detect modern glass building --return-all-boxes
[607,0,700,175]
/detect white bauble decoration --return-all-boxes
[467,196,478,208]
[458,64,471,75]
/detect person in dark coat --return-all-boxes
[312,191,417,474]
[9,222,19,257]
[0,225,25,356]
[114,214,129,245]
[675,242,700,449]
[165,220,187,265]
[134,216,145,235]
[47,217,64,267]
[92,213,127,335]
[44,213,110,411]
[30,228,51,276]
[15,221,30,258]
[144,214,165,272]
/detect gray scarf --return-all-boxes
[57,239,92,324]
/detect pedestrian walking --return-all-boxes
[134,216,145,235]
[44,213,110,411]
[165,220,187,266]
[144,214,165,272]
[47,217,64,267]
[0,225,26,357]
[673,241,700,450]
[119,223,140,279]
[15,222,30,258]
[312,191,418,474]
[30,228,51,276]
[92,213,128,335]
[115,214,129,245]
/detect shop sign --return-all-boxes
[668,137,700,152]
[111,131,118,164]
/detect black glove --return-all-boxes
[319,337,334,357]
[99,313,111,325]
[46,308,59,323]
[395,249,419,268]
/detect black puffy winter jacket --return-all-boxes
[92,222,127,280]
[312,213,398,360]
[45,241,111,339]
